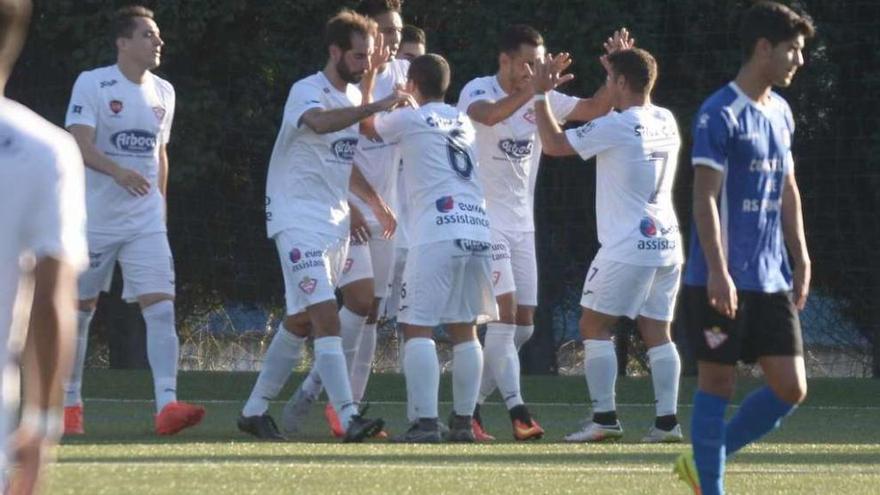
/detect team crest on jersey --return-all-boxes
[703,326,727,349]
[110,100,123,114]
[343,258,353,274]
[152,106,166,122]
[492,271,501,286]
[299,276,317,294]
[523,107,536,124]
[435,195,454,213]
[289,248,302,264]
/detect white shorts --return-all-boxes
[338,226,395,298]
[274,228,349,317]
[490,229,538,306]
[78,231,175,302]
[580,258,682,321]
[382,246,408,320]
[399,240,498,327]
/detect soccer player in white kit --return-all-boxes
[0,1,86,490]
[63,5,205,436]
[238,9,408,442]
[532,48,685,443]
[281,0,409,439]
[457,24,632,441]
[373,54,497,443]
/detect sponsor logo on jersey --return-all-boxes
[454,239,490,252]
[72,105,83,114]
[299,276,317,294]
[574,121,596,139]
[697,113,710,129]
[331,138,357,160]
[289,248,302,264]
[100,79,118,88]
[152,106,166,122]
[435,195,454,213]
[111,130,157,153]
[110,100,123,114]
[498,139,533,160]
[523,107,536,124]
[426,115,462,129]
[703,326,728,349]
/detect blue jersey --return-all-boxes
[684,82,795,292]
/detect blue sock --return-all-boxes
[725,386,795,456]
[691,390,728,495]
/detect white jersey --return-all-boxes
[350,59,409,224]
[65,65,175,237]
[1,98,88,359]
[565,105,684,266]
[458,75,579,232]
[375,102,490,247]
[266,72,362,239]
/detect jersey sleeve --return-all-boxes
[548,90,580,123]
[23,135,88,272]
[563,116,616,160]
[285,79,326,129]
[65,72,98,129]
[161,83,176,145]
[692,106,733,171]
[373,108,410,142]
[783,100,795,175]
[457,78,493,114]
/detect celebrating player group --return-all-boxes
[1,0,814,493]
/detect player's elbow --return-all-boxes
[542,137,570,157]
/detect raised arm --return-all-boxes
[692,166,738,318]
[562,28,634,122]
[465,87,535,127]
[781,172,810,310]
[532,54,578,157]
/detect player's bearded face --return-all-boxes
[337,34,373,84]
[769,35,806,87]
[505,44,544,92]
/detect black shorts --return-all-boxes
[683,285,803,365]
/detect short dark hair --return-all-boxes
[0,0,31,58]
[113,5,154,40]
[740,1,815,57]
[324,9,376,51]
[607,48,658,95]
[498,24,543,55]
[355,0,402,18]
[401,24,425,45]
[408,53,450,99]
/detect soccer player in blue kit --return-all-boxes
[674,2,815,494]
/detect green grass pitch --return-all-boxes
[47,370,880,494]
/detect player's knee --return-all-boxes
[283,314,311,338]
[777,381,808,405]
[138,293,174,310]
[698,373,736,399]
[495,293,517,323]
[343,291,373,317]
[514,305,535,326]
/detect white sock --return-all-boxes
[452,340,483,416]
[398,329,417,423]
[584,339,617,413]
[403,338,439,419]
[351,322,377,404]
[647,342,681,417]
[243,324,304,417]
[64,309,93,407]
[142,300,179,413]
[314,336,357,429]
[339,307,367,375]
[515,324,534,350]
[477,363,497,405]
[484,323,524,409]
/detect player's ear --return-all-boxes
[755,37,773,60]
[329,44,341,63]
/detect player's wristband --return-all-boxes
[19,406,62,441]
[534,93,547,101]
